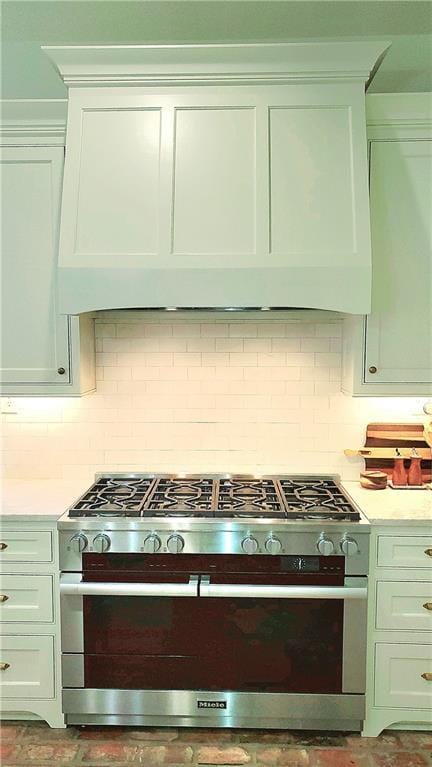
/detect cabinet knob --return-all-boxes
[0,543,8,551]
[424,549,432,558]
[421,672,432,682]
[0,663,10,671]
[57,367,66,375]
[368,366,377,374]
[423,602,432,611]
[0,595,9,603]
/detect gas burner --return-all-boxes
[68,477,155,518]
[279,479,360,521]
[217,478,285,516]
[145,478,214,514]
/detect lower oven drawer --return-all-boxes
[375,643,432,709]
[0,635,54,699]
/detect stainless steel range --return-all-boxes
[59,474,369,731]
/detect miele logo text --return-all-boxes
[197,701,227,709]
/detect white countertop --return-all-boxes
[342,481,432,526]
[0,478,431,526]
[0,479,86,522]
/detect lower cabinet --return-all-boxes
[374,643,432,710]
[342,93,432,396]
[0,635,55,699]
[363,527,432,736]
[0,521,64,728]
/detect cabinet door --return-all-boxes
[0,147,70,385]
[0,635,54,699]
[365,140,432,384]
[375,643,432,709]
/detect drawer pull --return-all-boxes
[425,549,432,558]
[0,595,9,603]
[421,672,432,682]
[0,543,8,551]
[0,662,10,671]
[423,602,432,611]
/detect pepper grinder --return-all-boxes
[408,447,423,486]
[392,448,407,486]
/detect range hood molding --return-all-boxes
[44,42,390,315]
[43,41,390,87]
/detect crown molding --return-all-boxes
[0,100,67,144]
[366,92,432,129]
[42,42,391,88]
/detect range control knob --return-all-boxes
[241,536,259,555]
[340,535,359,556]
[265,535,282,555]
[92,534,111,554]
[69,534,88,554]
[317,534,335,556]
[143,534,162,554]
[167,534,185,554]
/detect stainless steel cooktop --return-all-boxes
[67,475,360,522]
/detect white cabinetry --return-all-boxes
[0,100,95,396]
[363,526,432,736]
[0,522,64,727]
[343,93,432,396]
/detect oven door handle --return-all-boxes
[60,574,199,598]
[199,579,367,600]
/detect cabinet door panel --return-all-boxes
[375,643,432,709]
[366,140,432,384]
[376,581,432,632]
[269,106,355,257]
[0,575,53,623]
[0,635,54,699]
[0,147,70,384]
[172,107,256,256]
[75,109,161,257]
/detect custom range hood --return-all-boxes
[44,42,389,314]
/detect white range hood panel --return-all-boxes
[44,42,390,314]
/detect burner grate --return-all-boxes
[216,478,286,518]
[68,475,360,521]
[68,477,155,518]
[144,478,215,514]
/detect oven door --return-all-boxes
[61,569,367,696]
[199,574,367,695]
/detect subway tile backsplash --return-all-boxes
[0,313,425,482]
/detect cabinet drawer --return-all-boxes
[375,643,432,709]
[376,581,432,632]
[0,531,52,564]
[377,536,432,569]
[0,575,53,623]
[0,635,54,698]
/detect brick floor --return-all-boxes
[0,723,430,766]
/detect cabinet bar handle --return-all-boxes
[421,672,432,681]
[424,549,432,558]
[423,602,432,611]
[0,595,9,603]
[0,543,8,551]
[0,663,10,671]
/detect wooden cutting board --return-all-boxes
[346,423,432,482]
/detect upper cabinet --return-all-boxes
[0,102,95,396]
[343,94,432,396]
[43,42,389,314]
